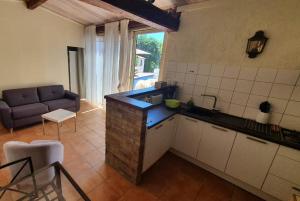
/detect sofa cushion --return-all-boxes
[43,99,75,111]
[38,85,65,102]
[3,88,39,107]
[12,103,48,120]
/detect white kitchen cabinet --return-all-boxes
[225,133,279,188]
[173,115,204,158]
[143,116,177,172]
[196,123,236,171]
[262,174,300,201]
[262,146,300,201]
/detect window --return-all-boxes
[132,31,165,89]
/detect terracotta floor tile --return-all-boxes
[119,187,159,201]
[87,181,121,201]
[73,170,105,193]
[84,149,105,167]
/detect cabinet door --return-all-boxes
[174,115,203,158]
[143,127,158,172]
[161,115,177,155]
[143,116,176,172]
[197,124,236,171]
[262,174,300,201]
[225,133,279,188]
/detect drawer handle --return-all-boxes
[155,124,163,130]
[185,117,197,123]
[246,136,267,144]
[292,187,300,192]
[168,117,175,121]
[211,125,228,132]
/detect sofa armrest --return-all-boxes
[0,100,13,129]
[64,91,80,112]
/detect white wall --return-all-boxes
[163,0,300,130]
[0,0,84,93]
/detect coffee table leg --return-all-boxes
[57,123,61,140]
[42,118,45,135]
[74,116,77,132]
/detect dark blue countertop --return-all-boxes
[104,86,176,110]
[146,104,300,151]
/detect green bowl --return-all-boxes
[165,99,180,108]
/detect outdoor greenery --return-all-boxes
[136,33,164,72]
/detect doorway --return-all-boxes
[67,46,85,98]
[132,31,165,89]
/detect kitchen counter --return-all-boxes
[104,86,300,184]
[146,104,300,150]
[104,86,176,110]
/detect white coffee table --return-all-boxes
[42,109,77,140]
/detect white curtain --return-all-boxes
[84,25,103,106]
[103,21,120,97]
[118,19,133,92]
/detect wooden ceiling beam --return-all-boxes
[96,21,148,34]
[80,0,180,31]
[25,0,48,9]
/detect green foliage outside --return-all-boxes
[136,33,164,73]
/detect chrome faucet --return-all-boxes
[201,94,218,110]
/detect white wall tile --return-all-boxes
[269,84,294,99]
[285,101,300,116]
[239,67,257,81]
[165,71,176,81]
[269,113,283,125]
[205,87,219,96]
[280,115,300,131]
[196,75,209,86]
[247,95,267,108]
[193,95,204,107]
[211,64,225,77]
[198,64,212,75]
[165,61,177,72]
[251,82,272,96]
[268,98,288,113]
[235,80,253,93]
[243,107,259,120]
[220,78,236,91]
[174,72,185,83]
[207,76,221,89]
[223,67,240,78]
[178,93,191,103]
[187,63,198,74]
[182,83,195,95]
[291,86,300,101]
[216,101,230,113]
[184,74,196,84]
[193,85,206,96]
[275,69,300,85]
[228,104,245,117]
[231,92,249,106]
[255,68,277,82]
[218,90,233,102]
[176,63,187,73]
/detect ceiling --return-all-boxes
[41,0,204,26]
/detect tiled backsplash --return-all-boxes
[163,62,300,131]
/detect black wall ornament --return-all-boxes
[246,31,268,58]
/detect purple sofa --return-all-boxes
[0,85,80,132]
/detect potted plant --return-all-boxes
[256,101,271,124]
